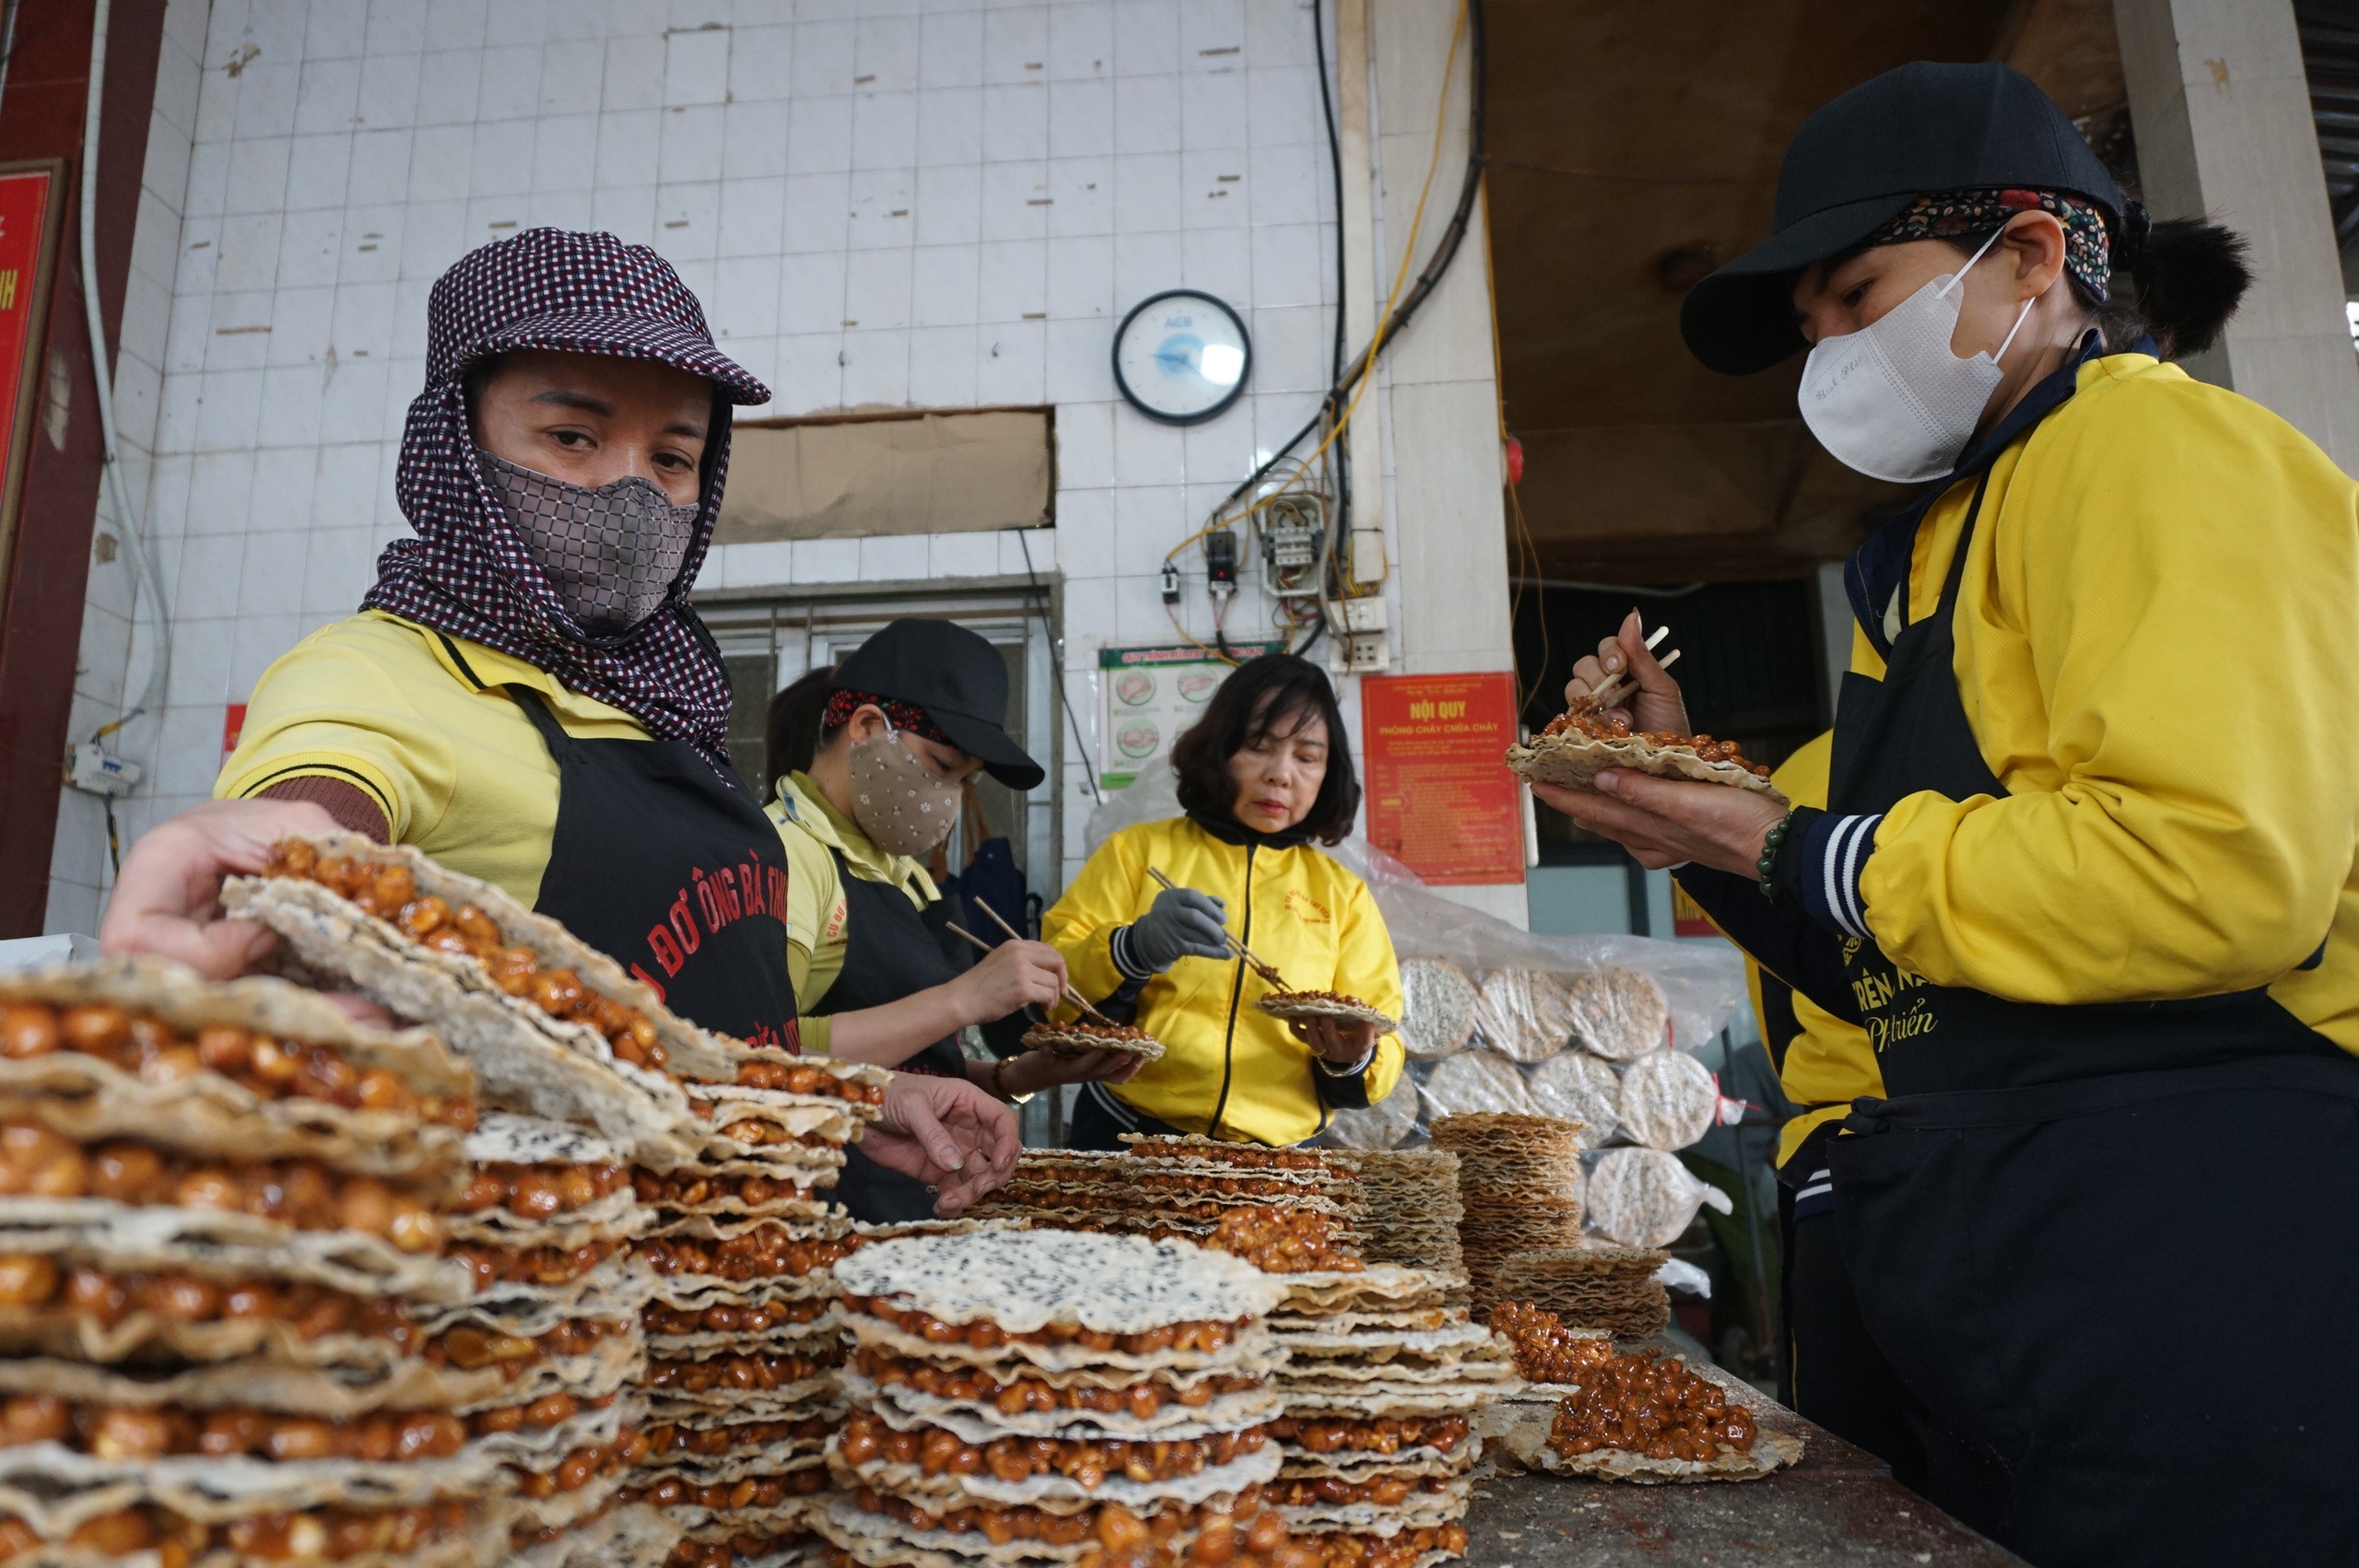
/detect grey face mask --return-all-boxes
[478,449,702,636]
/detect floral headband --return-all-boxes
[1865,187,2118,298]
[821,687,956,748]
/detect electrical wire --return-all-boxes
[1172,0,1490,654]
[1165,0,1476,577]
[79,0,171,760]
[1015,528,1101,806]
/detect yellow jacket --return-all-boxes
[1846,352,2359,1051]
[1743,733,1881,1166]
[1045,817,1405,1146]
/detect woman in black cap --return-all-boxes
[102,229,1019,1214]
[766,618,1144,1222]
[1540,61,2359,1567]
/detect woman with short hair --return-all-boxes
[1044,653,1405,1151]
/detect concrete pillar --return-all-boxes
[2115,0,2359,473]
[1364,0,1527,927]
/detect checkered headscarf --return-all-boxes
[362,228,770,774]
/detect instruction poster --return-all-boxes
[1360,672,1524,884]
[1097,643,1279,789]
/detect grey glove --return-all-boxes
[1117,887,1231,975]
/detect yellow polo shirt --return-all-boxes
[215,610,647,909]
[765,771,940,1056]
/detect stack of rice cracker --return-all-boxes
[0,957,514,1568]
[821,1228,1305,1568]
[1325,1153,1462,1281]
[1262,1267,1514,1567]
[1424,1116,1585,1311]
[222,834,891,1568]
[967,1137,1365,1274]
[1486,1245,1670,1340]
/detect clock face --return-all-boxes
[1111,290,1252,425]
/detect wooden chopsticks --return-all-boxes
[1143,865,1290,991]
[1583,623,1682,711]
[944,908,1123,1029]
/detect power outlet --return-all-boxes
[65,743,141,798]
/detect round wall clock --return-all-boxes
[1111,289,1252,425]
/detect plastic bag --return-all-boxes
[1327,837,1745,1056]
[1586,1146,1733,1248]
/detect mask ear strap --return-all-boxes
[1992,295,2036,362]
[1935,224,2012,298]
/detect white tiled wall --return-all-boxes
[45,0,214,937]
[50,0,1505,927]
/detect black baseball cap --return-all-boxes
[830,618,1045,790]
[1679,62,2122,375]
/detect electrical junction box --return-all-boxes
[66,744,141,798]
[1340,597,1387,633]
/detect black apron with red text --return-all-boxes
[507,685,799,1053]
[816,848,970,1223]
[1823,477,2359,1566]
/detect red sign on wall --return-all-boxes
[1360,672,1524,885]
[0,163,62,644]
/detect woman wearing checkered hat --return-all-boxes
[100,229,1018,1213]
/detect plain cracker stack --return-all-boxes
[1326,1153,1463,1281]
[1425,1116,1587,1313]
[1486,1246,1671,1340]
[0,959,515,1568]
[821,1230,1303,1568]
[1262,1266,1508,1565]
[967,1139,1367,1276]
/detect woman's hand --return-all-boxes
[1534,768,1789,875]
[998,1047,1144,1095]
[1288,1015,1381,1066]
[100,799,343,977]
[951,939,1067,1024]
[1566,610,1689,737]
[863,1073,1020,1216]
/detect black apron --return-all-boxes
[815,847,972,1223]
[505,685,800,1052]
[1824,479,2359,1565]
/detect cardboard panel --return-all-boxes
[716,409,1052,543]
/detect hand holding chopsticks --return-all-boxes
[944,907,1121,1029]
[1143,865,1290,992]
[1584,622,1682,711]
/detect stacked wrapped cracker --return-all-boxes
[823,1229,1305,1568]
[1326,1153,1462,1281]
[626,1061,886,1568]
[1261,1269,1511,1566]
[0,958,512,1568]
[967,1137,1365,1275]
[220,835,892,1568]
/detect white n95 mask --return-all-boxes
[1796,227,2036,484]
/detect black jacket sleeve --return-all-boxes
[1672,865,1863,1024]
